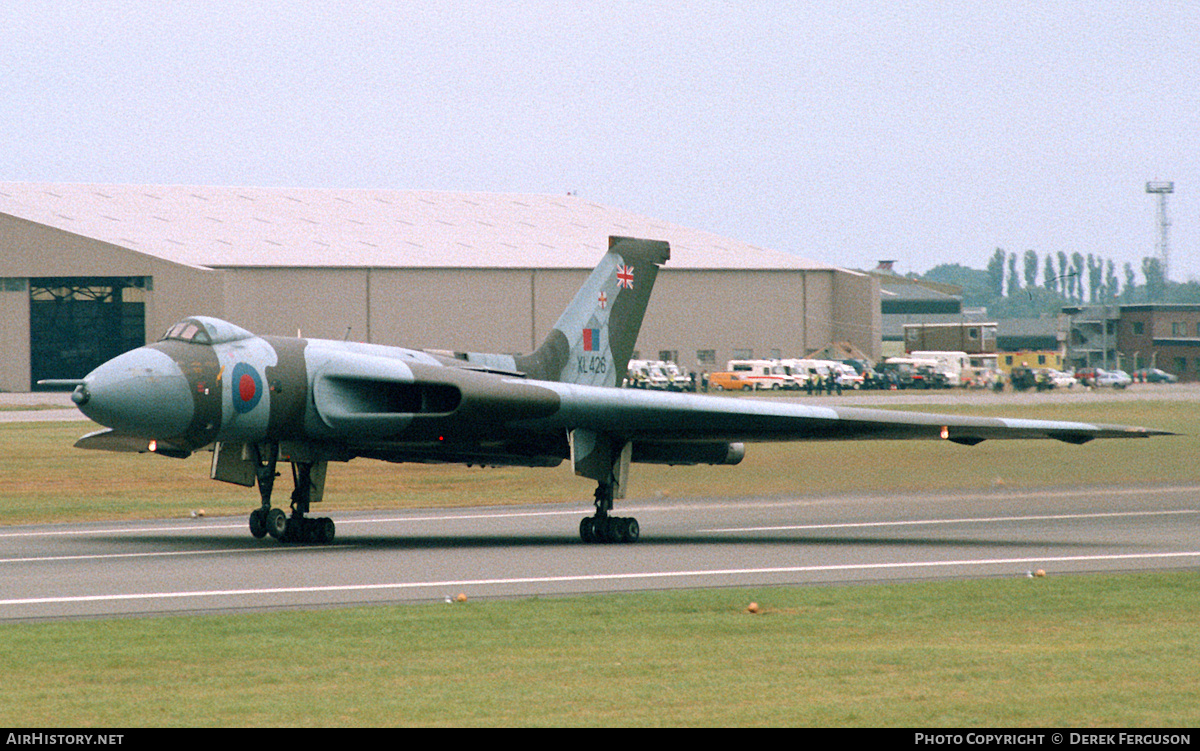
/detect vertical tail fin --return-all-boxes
[516,236,669,387]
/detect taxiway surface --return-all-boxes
[2,483,1197,621]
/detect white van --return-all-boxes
[625,359,670,389]
[725,359,790,390]
[829,361,863,389]
[777,358,817,389]
[656,360,694,391]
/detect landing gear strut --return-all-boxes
[246,443,335,544]
[578,480,640,544]
[570,430,640,544]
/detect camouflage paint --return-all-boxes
[262,335,310,440]
[517,236,668,387]
[147,338,222,451]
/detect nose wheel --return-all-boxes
[246,444,335,544]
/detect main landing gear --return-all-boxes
[578,481,640,544]
[246,443,335,544]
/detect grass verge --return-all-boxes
[0,572,1197,727]
[1,397,1197,726]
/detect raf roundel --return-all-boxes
[231,362,264,414]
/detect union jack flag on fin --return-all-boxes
[616,264,634,289]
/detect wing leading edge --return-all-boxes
[525,382,1171,446]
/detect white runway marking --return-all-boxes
[1,484,1195,540]
[3,550,1199,608]
[1,509,1192,565]
[0,545,339,565]
[704,509,1199,533]
[0,508,586,540]
[0,522,248,538]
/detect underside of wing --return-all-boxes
[74,428,153,452]
[74,428,193,458]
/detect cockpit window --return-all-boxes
[161,320,212,344]
[160,317,254,345]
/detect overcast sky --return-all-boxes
[3,1,1198,282]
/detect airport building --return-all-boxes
[0,183,879,391]
[1065,303,1200,380]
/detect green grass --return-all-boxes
[1,573,1197,727]
[1,398,1194,525]
[1,398,1197,726]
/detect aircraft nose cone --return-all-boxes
[78,347,194,438]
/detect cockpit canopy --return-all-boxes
[160,316,254,345]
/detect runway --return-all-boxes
[2,483,1197,621]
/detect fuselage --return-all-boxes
[72,316,567,466]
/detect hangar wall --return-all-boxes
[205,265,875,372]
[370,268,537,353]
[641,270,820,368]
[0,283,30,390]
[1,194,881,389]
[221,267,369,342]
[0,215,225,389]
[832,270,882,361]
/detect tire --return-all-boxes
[579,516,597,543]
[266,508,288,540]
[249,508,268,539]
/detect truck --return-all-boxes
[907,350,972,387]
[879,356,946,389]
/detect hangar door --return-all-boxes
[30,277,148,389]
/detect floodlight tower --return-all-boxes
[1146,180,1174,281]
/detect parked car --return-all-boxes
[1038,369,1077,389]
[1009,365,1038,391]
[1075,367,1131,387]
[1074,367,1098,386]
[1133,367,1178,384]
[1093,369,1132,389]
[657,360,695,391]
[911,365,950,389]
[875,360,917,389]
[831,362,864,389]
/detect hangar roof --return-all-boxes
[0,182,837,272]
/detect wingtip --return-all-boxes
[1119,426,1175,438]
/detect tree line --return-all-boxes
[919,249,1200,318]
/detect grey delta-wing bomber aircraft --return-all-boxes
[46,236,1169,544]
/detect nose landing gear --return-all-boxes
[245,443,335,544]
